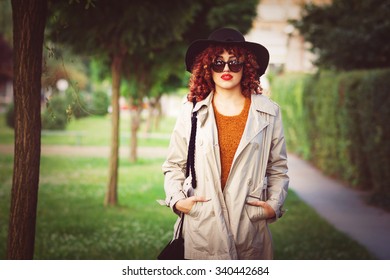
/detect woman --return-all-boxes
[162,27,289,260]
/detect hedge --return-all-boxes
[268,73,311,159]
[270,68,390,208]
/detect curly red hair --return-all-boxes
[188,45,262,101]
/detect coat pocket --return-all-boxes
[244,177,268,222]
[244,200,268,222]
[186,200,213,219]
[187,200,201,218]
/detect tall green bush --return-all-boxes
[304,69,390,207]
[303,71,346,177]
[269,73,310,159]
[42,94,69,130]
[341,69,390,205]
[91,90,109,116]
[271,69,390,208]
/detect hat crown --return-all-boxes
[208,27,245,43]
[185,27,269,76]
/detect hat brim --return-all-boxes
[185,39,270,76]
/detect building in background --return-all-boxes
[246,0,331,74]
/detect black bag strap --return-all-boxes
[176,98,197,239]
[185,97,198,189]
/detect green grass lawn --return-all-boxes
[0,113,175,147]
[0,155,374,260]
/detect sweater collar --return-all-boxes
[192,91,277,127]
[194,91,277,116]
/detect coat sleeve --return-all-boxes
[265,106,289,222]
[161,102,191,216]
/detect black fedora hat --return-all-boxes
[185,27,270,76]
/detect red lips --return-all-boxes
[221,74,233,81]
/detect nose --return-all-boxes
[223,62,230,72]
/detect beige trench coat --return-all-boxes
[162,91,289,260]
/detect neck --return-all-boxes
[213,88,246,116]
[214,88,245,103]
[214,86,243,102]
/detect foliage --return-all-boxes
[292,0,390,70]
[42,44,89,89]
[66,89,91,119]
[66,90,90,119]
[47,0,199,59]
[91,90,109,116]
[0,0,12,44]
[299,69,389,209]
[269,73,310,159]
[5,102,14,129]
[0,155,374,259]
[181,0,258,42]
[42,94,69,130]
[272,68,390,209]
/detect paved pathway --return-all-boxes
[1,144,390,259]
[288,154,390,260]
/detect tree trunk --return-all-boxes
[145,95,161,133]
[105,52,124,206]
[130,104,142,163]
[144,98,154,134]
[153,95,162,131]
[7,0,47,260]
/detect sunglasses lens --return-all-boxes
[229,63,243,72]
[211,63,225,73]
[211,60,243,73]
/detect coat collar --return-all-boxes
[251,93,277,116]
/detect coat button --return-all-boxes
[248,178,253,187]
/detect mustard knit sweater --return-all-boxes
[213,97,251,190]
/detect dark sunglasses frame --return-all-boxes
[211,60,244,73]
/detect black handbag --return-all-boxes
[157,98,198,260]
[157,214,185,260]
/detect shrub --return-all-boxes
[91,90,109,116]
[42,94,69,130]
[271,68,390,209]
[342,69,390,202]
[66,91,89,119]
[269,73,310,159]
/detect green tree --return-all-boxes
[47,0,199,206]
[7,0,47,260]
[292,0,390,70]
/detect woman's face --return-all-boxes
[211,50,243,92]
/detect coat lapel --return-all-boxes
[233,94,276,164]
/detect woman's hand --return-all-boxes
[174,196,209,214]
[246,200,276,219]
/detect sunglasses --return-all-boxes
[211,59,243,73]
